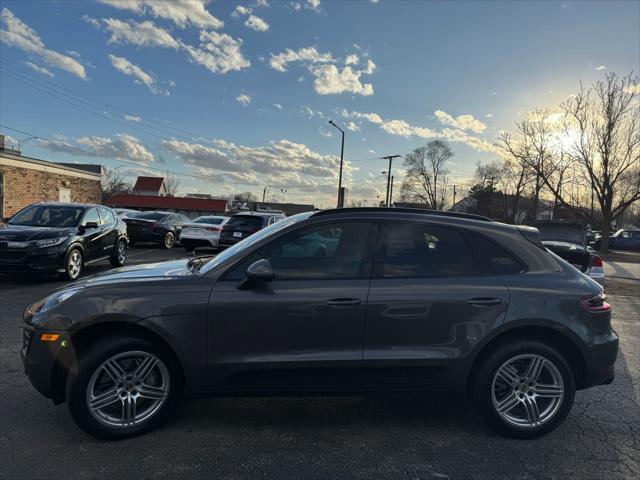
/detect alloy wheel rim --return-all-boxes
[491,354,564,428]
[86,351,170,428]
[165,233,175,248]
[68,251,82,279]
[117,242,126,263]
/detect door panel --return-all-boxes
[80,208,103,260]
[208,221,376,391]
[363,222,510,387]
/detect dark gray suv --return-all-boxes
[21,208,618,439]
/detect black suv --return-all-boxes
[0,202,128,280]
[219,211,286,248]
[21,208,617,439]
[123,211,190,249]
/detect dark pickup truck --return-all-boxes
[530,221,604,285]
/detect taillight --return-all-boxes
[581,291,610,312]
[205,226,221,232]
[591,256,603,268]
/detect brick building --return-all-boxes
[0,136,103,218]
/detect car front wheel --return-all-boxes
[469,340,575,439]
[62,247,83,280]
[67,336,181,439]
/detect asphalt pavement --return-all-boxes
[1,247,639,480]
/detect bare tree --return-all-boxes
[165,176,180,196]
[101,168,132,202]
[400,140,452,209]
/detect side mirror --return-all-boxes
[83,221,99,230]
[238,259,274,289]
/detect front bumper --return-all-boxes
[21,325,73,402]
[0,245,67,273]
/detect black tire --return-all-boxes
[66,335,182,440]
[182,241,194,253]
[109,240,127,267]
[162,231,175,249]
[468,339,575,439]
[61,247,83,281]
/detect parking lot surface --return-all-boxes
[1,247,639,480]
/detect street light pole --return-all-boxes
[381,155,401,207]
[328,120,345,208]
[280,189,287,204]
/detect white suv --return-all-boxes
[180,216,229,252]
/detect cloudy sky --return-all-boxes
[1,0,638,206]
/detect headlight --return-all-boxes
[29,287,84,314]
[36,237,66,248]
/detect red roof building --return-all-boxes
[107,194,227,218]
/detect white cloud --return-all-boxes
[345,54,359,65]
[245,15,269,31]
[0,8,87,79]
[595,65,606,71]
[346,121,360,132]
[124,115,141,122]
[485,113,493,118]
[102,18,180,49]
[182,30,250,74]
[22,61,54,77]
[434,110,487,133]
[236,93,252,106]
[81,15,101,28]
[98,0,223,29]
[40,133,154,163]
[342,109,498,153]
[232,5,252,18]
[273,103,283,110]
[310,63,374,96]
[109,54,169,96]
[307,0,321,11]
[269,46,334,72]
[255,0,270,6]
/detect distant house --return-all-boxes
[133,176,167,196]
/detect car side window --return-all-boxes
[378,223,476,278]
[82,208,101,226]
[225,221,373,281]
[465,231,524,275]
[98,207,115,225]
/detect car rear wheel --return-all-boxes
[109,240,127,267]
[67,336,182,439]
[469,340,575,439]
[162,231,175,249]
[62,248,83,281]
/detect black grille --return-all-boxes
[0,250,27,261]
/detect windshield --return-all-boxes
[200,212,313,274]
[8,205,84,227]
[132,212,168,221]
[194,217,225,225]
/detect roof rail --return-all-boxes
[312,207,493,222]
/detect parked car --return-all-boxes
[114,208,139,219]
[180,216,229,252]
[123,211,190,249]
[592,228,640,251]
[21,208,617,440]
[0,202,128,280]
[218,211,286,248]
[530,221,604,285]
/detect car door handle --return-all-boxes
[325,298,362,307]
[467,297,503,306]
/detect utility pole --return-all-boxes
[328,120,345,208]
[389,176,395,207]
[262,186,267,203]
[381,155,401,207]
[452,184,458,208]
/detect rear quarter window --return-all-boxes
[465,231,524,275]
